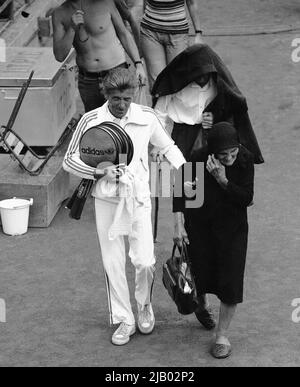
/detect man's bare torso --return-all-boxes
[57,0,125,71]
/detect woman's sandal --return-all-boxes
[211,343,232,359]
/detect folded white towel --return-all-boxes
[108,170,139,240]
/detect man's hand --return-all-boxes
[105,164,127,182]
[94,164,126,182]
[173,213,189,247]
[206,155,228,186]
[202,112,214,130]
[104,167,120,183]
[71,10,85,30]
[135,63,147,87]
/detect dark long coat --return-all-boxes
[152,44,264,165]
[180,146,255,304]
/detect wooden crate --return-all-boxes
[0,154,70,228]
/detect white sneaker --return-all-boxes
[137,303,155,335]
[112,323,136,346]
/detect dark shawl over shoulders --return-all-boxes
[152,44,264,164]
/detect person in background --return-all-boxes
[140,0,203,90]
[52,0,146,112]
[174,122,256,359]
[63,67,186,346]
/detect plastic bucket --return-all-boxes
[0,198,33,236]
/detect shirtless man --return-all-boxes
[52,0,146,112]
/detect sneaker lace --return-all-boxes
[117,323,130,336]
[140,305,152,324]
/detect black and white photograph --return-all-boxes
[0,0,299,370]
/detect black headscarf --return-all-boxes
[207,122,240,154]
[152,44,264,164]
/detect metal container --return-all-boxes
[0,47,76,146]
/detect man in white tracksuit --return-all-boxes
[63,67,186,346]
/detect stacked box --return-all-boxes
[0,154,70,228]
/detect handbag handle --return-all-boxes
[172,242,194,294]
[172,241,189,264]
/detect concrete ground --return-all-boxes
[0,0,300,367]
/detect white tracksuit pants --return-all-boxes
[95,198,156,326]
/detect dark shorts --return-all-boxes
[78,62,129,112]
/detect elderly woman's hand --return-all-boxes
[173,212,189,247]
[206,155,228,186]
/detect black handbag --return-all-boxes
[162,242,199,315]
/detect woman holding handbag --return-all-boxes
[174,122,256,359]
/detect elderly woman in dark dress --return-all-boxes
[174,122,255,359]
